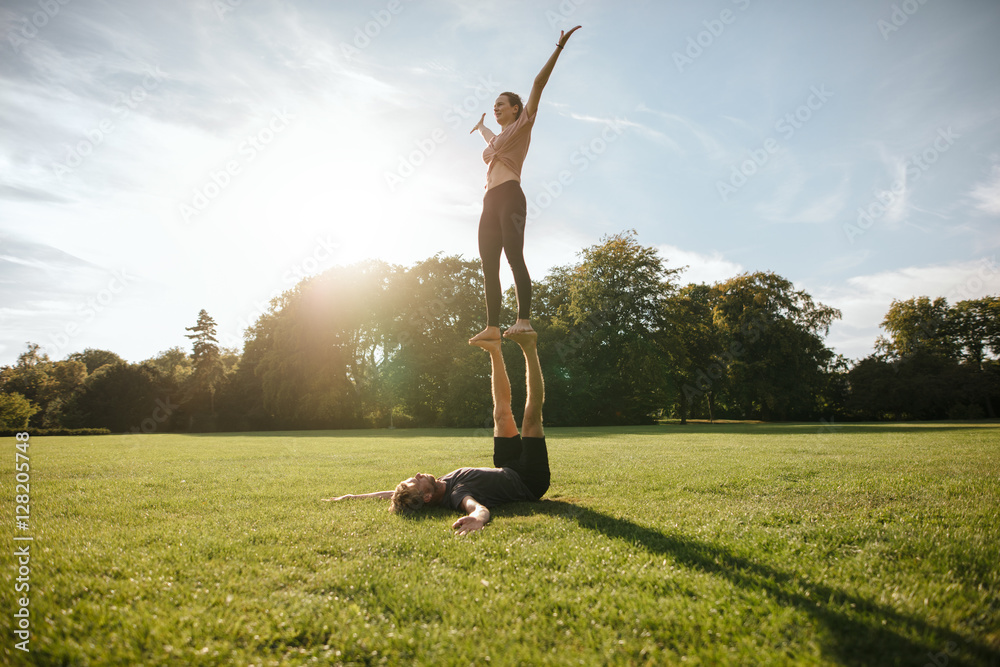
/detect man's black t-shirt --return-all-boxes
[438,467,536,510]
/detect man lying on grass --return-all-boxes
[324,332,548,535]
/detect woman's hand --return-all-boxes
[321,494,354,501]
[526,26,582,118]
[470,112,486,135]
[557,25,582,48]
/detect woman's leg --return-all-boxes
[471,192,504,342]
[497,185,534,335]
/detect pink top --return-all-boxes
[483,109,537,181]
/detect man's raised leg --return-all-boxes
[505,331,548,498]
[470,338,519,438]
[506,332,543,438]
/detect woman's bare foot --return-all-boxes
[503,319,535,337]
[469,326,502,344]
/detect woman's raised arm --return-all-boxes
[524,26,581,119]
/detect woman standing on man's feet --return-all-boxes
[468,26,582,344]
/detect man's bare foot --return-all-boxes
[469,336,502,353]
[505,330,537,349]
[503,319,535,337]
[469,326,501,344]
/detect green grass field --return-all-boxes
[2,424,999,666]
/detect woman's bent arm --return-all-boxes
[471,112,496,142]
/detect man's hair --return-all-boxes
[501,91,523,120]
[389,481,426,515]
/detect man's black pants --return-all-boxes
[493,435,549,499]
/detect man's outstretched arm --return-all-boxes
[453,495,490,535]
[322,491,393,501]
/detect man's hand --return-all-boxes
[452,515,486,535]
[455,496,490,535]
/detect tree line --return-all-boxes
[2,232,998,432]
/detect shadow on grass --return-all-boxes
[496,499,999,667]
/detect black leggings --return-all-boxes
[478,180,531,327]
[494,435,550,500]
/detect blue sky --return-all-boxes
[1,0,999,366]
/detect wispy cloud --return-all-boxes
[815,256,1000,360]
[0,184,73,204]
[751,156,851,225]
[873,144,911,225]
[969,165,1000,215]
[562,110,679,151]
[753,159,808,221]
[795,175,851,224]
[656,244,744,286]
[637,104,731,163]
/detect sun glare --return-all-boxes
[207,108,477,274]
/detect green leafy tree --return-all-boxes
[948,297,999,417]
[249,261,402,428]
[145,347,193,383]
[951,297,999,369]
[527,265,585,425]
[848,350,970,420]
[138,347,195,431]
[41,359,88,427]
[986,296,1000,356]
[876,297,958,361]
[1,344,94,428]
[0,392,39,430]
[711,272,841,420]
[664,283,723,423]
[546,231,682,424]
[66,348,125,373]
[383,256,489,427]
[61,362,163,432]
[0,344,53,415]
[185,310,223,418]
[220,303,282,431]
[846,295,1000,420]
